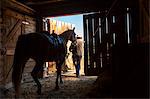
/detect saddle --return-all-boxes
[42,32,63,48]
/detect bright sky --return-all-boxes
[50,14,83,37]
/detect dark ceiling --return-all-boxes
[17,0,135,17]
[17,0,116,17]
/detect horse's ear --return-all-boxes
[73,27,75,31]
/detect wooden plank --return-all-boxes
[88,14,94,69]
[94,14,99,69]
[83,15,88,75]
[106,14,113,66]
[0,18,2,23]
[114,8,128,46]
[139,0,149,43]
[100,12,108,68]
[3,19,22,46]
[25,15,36,22]
[93,14,100,71]
[6,48,15,56]
[0,24,7,29]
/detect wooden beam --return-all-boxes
[30,0,114,17]
[26,0,65,5]
[36,16,43,32]
[3,0,35,16]
[4,9,25,20]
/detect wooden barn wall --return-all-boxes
[0,0,4,86]
[111,0,149,97]
[139,0,149,43]
[0,0,36,86]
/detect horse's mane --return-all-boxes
[59,29,71,36]
[39,29,73,37]
[59,29,74,40]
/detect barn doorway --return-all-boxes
[43,14,85,77]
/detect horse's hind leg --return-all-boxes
[31,60,44,95]
[12,60,27,97]
[12,63,22,97]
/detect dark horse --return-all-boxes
[12,29,76,97]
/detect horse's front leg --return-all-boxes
[60,70,63,84]
[31,73,42,94]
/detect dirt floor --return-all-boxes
[2,71,98,98]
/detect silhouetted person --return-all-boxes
[69,35,83,77]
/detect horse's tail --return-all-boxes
[12,35,26,95]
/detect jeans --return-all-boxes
[75,64,80,77]
[73,55,82,77]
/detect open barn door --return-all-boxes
[83,7,132,76]
[83,12,114,76]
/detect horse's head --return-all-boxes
[60,27,76,42]
[68,27,76,42]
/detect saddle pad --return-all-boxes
[42,33,63,48]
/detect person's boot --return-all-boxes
[76,64,80,78]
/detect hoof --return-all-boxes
[55,86,59,90]
[60,81,63,84]
[76,75,80,78]
[15,92,20,98]
[15,95,19,98]
[37,89,41,95]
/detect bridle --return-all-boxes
[67,30,76,43]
